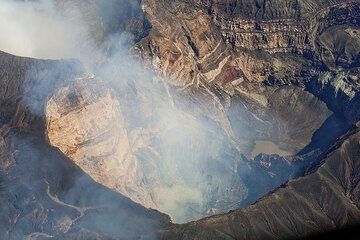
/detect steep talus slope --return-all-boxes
[0,51,170,239]
[159,124,360,239]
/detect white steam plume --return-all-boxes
[0,0,92,59]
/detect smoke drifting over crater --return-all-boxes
[0,0,249,223]
[0,0,336,226]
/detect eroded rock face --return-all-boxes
[46,75,129,188]
[195,1,360,53]
[139,0,360,124]
[45,75,159,210]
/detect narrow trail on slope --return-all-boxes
[25,232,54,240]
[44,179,91,233]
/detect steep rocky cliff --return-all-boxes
[139,0,360,121]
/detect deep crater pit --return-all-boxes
[44,73,335,223]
